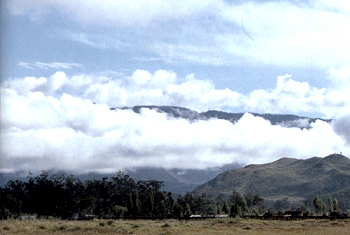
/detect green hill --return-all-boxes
[193,154,350,200]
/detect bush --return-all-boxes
[162,223,171,228]
[112,205,128,218]
[73,226,82,231]
[107,220,114,226]
[99,221,106,226]
[0,206,11,220]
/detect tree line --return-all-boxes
[0,171,347,220]
[0,171,217,219]
[1,171,167,219]
[0,171,265,219]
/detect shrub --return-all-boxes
[107,220,114,226]
[162,223,171,228]
[99,221,106,226]
[73,226,82,231]
[112,205,128,218]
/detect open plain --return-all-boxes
[1,218,350,235]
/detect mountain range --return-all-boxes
[193,154,350,201]
[112,105,331,129]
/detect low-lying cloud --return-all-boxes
[1,68,349,174]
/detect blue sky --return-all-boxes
[2,0,349,94]
[1,0,350,174]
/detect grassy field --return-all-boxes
[1,218,350,235]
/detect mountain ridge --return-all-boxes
[193,154,350,200]
[111,105,331,128]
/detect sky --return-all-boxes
[1,0,350,175]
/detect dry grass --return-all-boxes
[1,218,350,235]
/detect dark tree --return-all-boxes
[132,191,140,217]
[313,195,323,214]
[158,200,167,217]
[166,192,175,214]
[184,202,192,216]
[230,190,247,217]
[333,198,339,211]
[222,200,230,214]
[146,191,154,216]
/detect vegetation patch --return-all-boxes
[1,218,350,234]
[72,225,82,231]
[107,220,114,226]
[131,223,143,229]
[162,222,171,227]
[99,221,106,226]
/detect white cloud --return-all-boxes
[19,62,82,70]
[6,1,350,68]
[243,69,350,118]
[332,114,350,146]
[313,0,350,15]
[1,68,350,174]
[131,57,164,62]
[4,0,350,175]
[5,0,220,26]
[1,92,348,174]
[328,66,350,91]
[276,118,311,129]
[3,67,350,117]
[218,1,350,68]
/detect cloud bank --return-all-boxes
[3,67,350,117]
[1,68,349,174]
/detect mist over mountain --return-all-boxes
[0,106,337,194]
[0,163,241,195]
[112,105,331,129]
[193,154,350,200]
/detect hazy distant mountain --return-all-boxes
[0,163,240,195]
[193,154,350,200]
[112,105,331,129]
[123,163,240,194]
